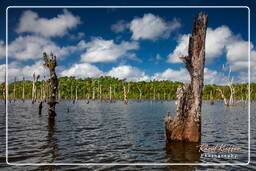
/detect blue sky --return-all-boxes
[0,6,255,84]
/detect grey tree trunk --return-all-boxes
[165,13,208,143]
[13,77,16,102]
[123,85,128,104]
[22,77,25,102]
[43,52,58,119]
[109,85,112,103]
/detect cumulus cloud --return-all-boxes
[6,35,79,60]
[129,13,181,40]
[151,68,189,82]
[106,65,149,81]
[168,26,235,63]
[60,63,103,78]
[226,40,252,71]
[16,9,81,37]
[80,37,139,63]
[0,61,48,82]
[111,20,129,33]
[151,67,225,84]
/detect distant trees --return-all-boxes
[1,76,255,101]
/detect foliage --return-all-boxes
[1,76,255,100]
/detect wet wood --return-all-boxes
[43,52,58,119]
[165,13,208,143]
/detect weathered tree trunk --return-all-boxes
[75,85,78,102]
[153,87,156,100]
[43,52,58,119]
[99,85,102,102]
[3,82,6,105]
[210,90,214,105]
[22,77,25,102]
[32,73,36,104]
[165,13,208,143]
[13,77,16,102]
[92,87,95,100]
[123,85,128,104]
[109,85,112,103]
[217,68,235,106]
[137,85,142,100]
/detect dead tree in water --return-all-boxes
[217,68,235,106]
[165,13,208,143]
[75,85,78,102]
[43,52,58,119]
[136,85,142,101]
[22,77,25,102]
[32,74,40,103]
[123,84,128,104]
[13,77,16,102]
[109,85,112,103]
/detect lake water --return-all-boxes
[0,100,255,170]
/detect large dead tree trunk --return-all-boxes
[165,13,208,143]
[43,52,58,119]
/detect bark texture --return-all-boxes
[165,13,208,143]
[43,52,58,119]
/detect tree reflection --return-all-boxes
[46,118,59,163]
[165,141,201,171]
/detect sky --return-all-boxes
[0,6,255,85]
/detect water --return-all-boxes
[0,100,255,170]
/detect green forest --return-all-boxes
[0,76,255,100]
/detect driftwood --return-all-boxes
[165,13,208,143]
[43,52,58,119]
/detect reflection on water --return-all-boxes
[0,100,253,170]
[46,118,59,163]
[166,141,201,163]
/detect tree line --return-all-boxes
[0,76,255,101]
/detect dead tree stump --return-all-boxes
[165,13,208,143]
[43,52,58,119]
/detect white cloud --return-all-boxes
[130,13,181,40]
[16,9,81,37]
[168,26,234,63]
[106,65,149,81]
[151,68,189,82]
[6,35,79,60]
[80,37,139,63]
[167,34,190,63]
[111,20,129,33]
[151,67,225,84]
[0,61,48,82]
[60,63,103,78]
[226,40,251,71]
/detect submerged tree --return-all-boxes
[165,13,208,142]
[43,52,58,119]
